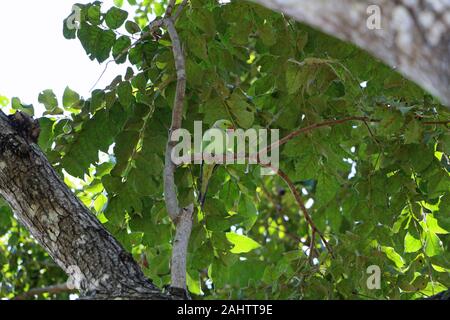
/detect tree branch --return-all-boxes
[251,0,450,107]
[273,167,334,256]
[163,11,188,222]
[0,110,169,300]
[162,1,193,294]
[14,283,76,300]
[260,116,449,157]
[170,204,194,291]
[253,0,450,107]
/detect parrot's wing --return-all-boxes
[199,124,233,206]
[202,128,226,156]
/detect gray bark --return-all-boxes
[252,0,450,107]
[0,110,170,300]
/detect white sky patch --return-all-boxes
[0,0,132,115]
[343,157,357,179]
[230,225,244,235]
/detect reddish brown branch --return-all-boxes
[261,116,449,156]
[274,168,334,256]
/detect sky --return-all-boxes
[0,0,132,114]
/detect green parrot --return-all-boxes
[199,119,235,207]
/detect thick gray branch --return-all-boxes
[170,204,194,290]
[0,111,169,300]
[164,12,188,222]
[252,0,450,107]
[162,1,193,294]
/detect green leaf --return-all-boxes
[105,7,128,29]
[87,5,101,25]
[316,170,340,205]
[38,89,58,110]
[62,107,123,177]
[37,117,54,152]
[424,231,443,257]
[187,272,203,295]
[286,63,306,95]
[426,215,449,235]
[117,81,134,107]
[227,93,254,129]
[226,232,261,254]
[125,21,140,34]
[404,119,423,144]
[63,86,81,108]
[90,89,105,111]
[377,109,404,136]
[186,33,208,60]
[11,97,34,116]
[236,196,258,230]
[404,232,422,253]
[113,35,131,63]
[112,130,140,176]
[427,173,449,196]
[96,29,116,62]
[190,8,216,38]
[381,246,405,268]
[78,23,116,62]
[0,95,9,107]
[131,73,147,92]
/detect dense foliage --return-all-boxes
[1,0,449,300]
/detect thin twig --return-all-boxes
[308,229,317,265]
[89,17,166,92]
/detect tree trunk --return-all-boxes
[252,0,450,107]
[0,110,170,300]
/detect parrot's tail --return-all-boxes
[198,163,217,209]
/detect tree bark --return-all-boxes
[251,0,450,107]
[0,110,170,300]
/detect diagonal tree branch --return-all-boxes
[259,116,449,157]
[0,110,170,300]
[265,165,334,256]
[251,0,450,107]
